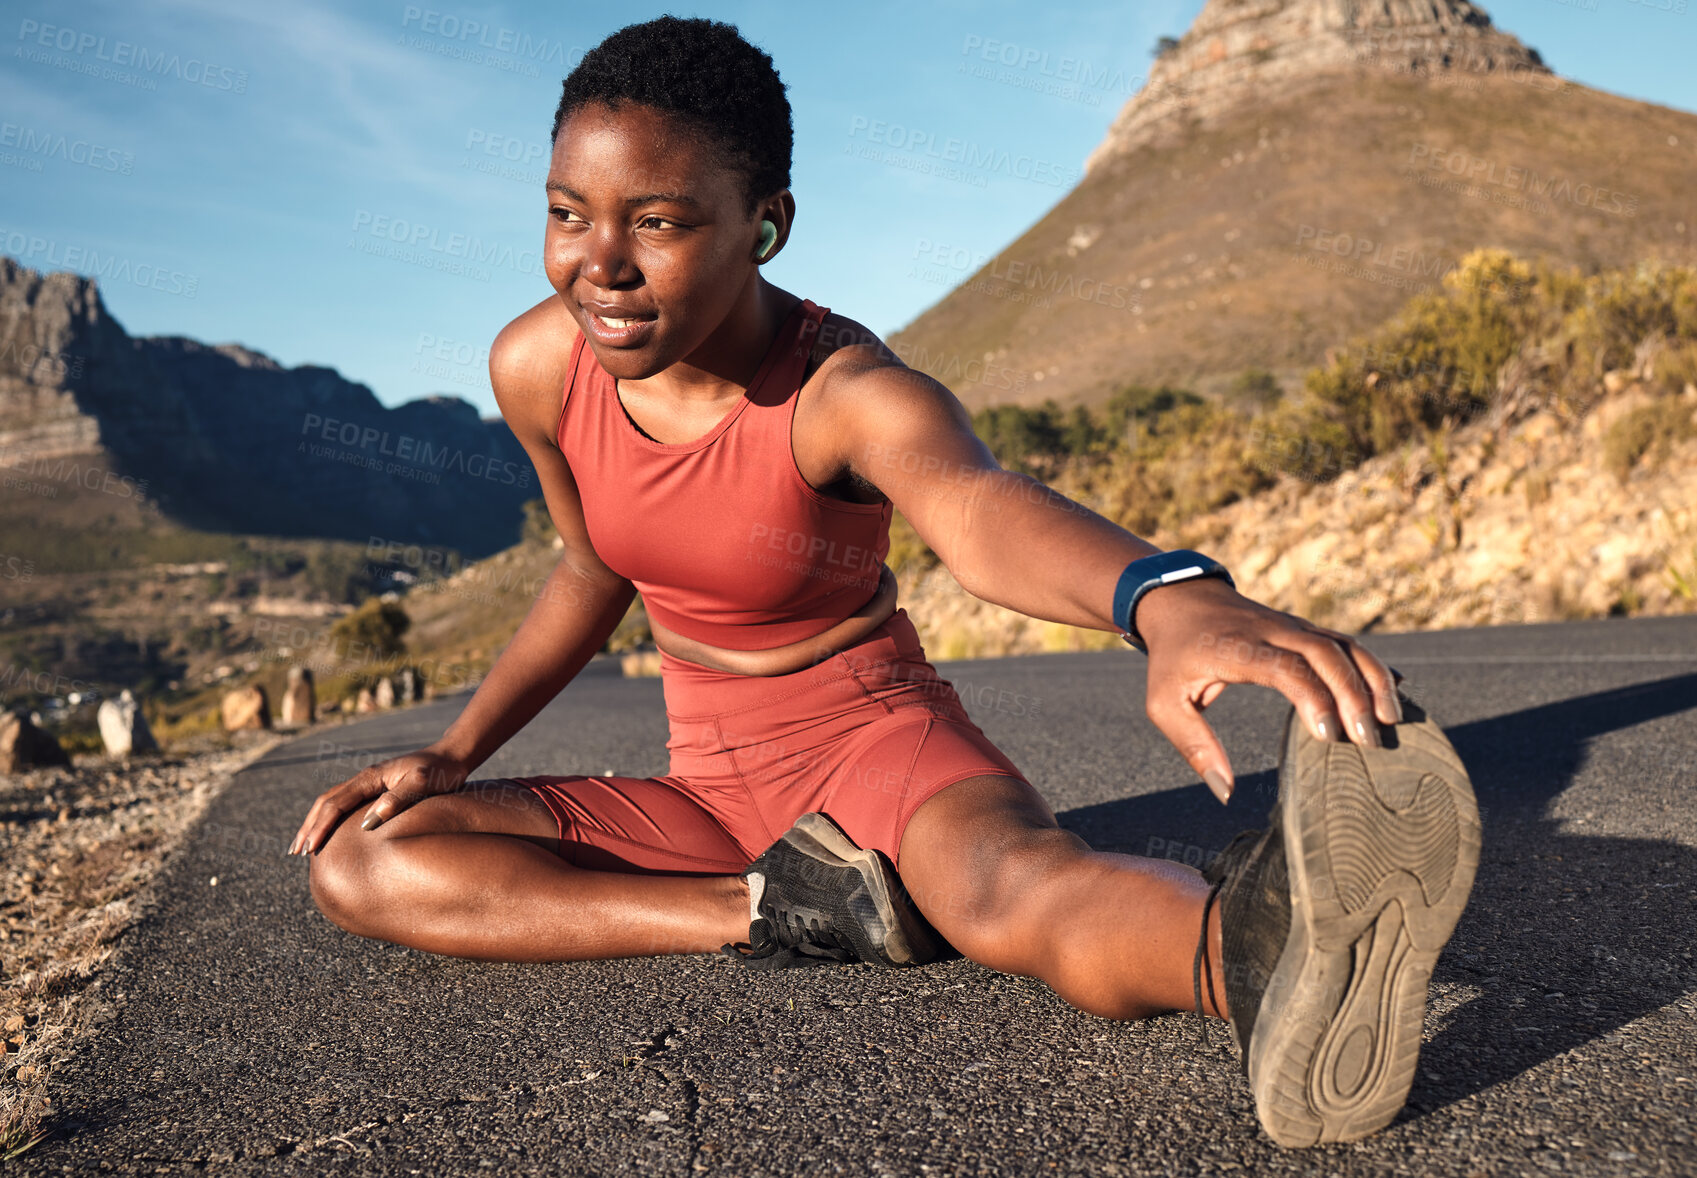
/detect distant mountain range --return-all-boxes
[890,0,1697,409]
[0,257,536,559]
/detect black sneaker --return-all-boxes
[1195,689,1481,1147]
[722,812,939,970]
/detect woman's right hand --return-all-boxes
[288,747,471,856]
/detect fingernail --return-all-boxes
[1315,716,1335,741]
[1353,717,1383,748]
[1391,692,1405,724]
[1203,769,1233,804]
[361,811,381,831]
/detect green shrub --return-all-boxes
[943,253,1697,551]
[328,597,410,660]
[971,400,1066,473]
[302,544,381,602]
[1102,384,1203,448]
[1265,250,1544,480]
[1227,368,1282,409]
[1059,403,1112,458]
[1603,397,1697,483]
[1653,340,1697,394]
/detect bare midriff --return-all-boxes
[647,563,899,676]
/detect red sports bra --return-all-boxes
[555,298,894,651]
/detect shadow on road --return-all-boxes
[1056,673,1697,1121]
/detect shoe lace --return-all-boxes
[779,907,856,955]
[1192,828,1262,1051]
[720,915,857,970]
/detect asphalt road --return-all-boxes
[17,614,1697,1176]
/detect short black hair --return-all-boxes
[552,16,793,218]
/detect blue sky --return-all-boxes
[3,0,1692,419]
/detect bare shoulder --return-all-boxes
[811,310,900,383]
[489,294,581,445]
[810,310,968,429]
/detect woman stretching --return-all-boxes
[288,17,1479,1149]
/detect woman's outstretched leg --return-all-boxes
[896,774,1227,1021]
[307,779,750,963]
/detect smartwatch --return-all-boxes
[1112,549,1235,653]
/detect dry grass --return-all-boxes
[1522,467,1554,508]
[0,737,286,1158]
[1603,396,1697,484]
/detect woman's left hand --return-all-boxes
[1131,577,1405,804]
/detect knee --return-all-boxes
[307,819,377,934]
[908,826,1090,974]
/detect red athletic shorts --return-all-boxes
[494,608,1031,876]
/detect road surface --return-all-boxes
[17,614,1697,1176]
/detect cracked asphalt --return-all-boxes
[15,614,1697,1176]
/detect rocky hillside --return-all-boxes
[1086,0,1548,167]
[889,0,1697,409]
[0,257,537,560]
[893,365,1697,660]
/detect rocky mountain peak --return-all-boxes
[0,257,538,557]
[1087,0,1551,172]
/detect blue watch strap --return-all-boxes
[1112,550,1234,651]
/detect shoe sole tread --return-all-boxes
[1248,699,1481,1147]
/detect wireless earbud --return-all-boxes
[756,219,778,260]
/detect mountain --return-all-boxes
[889,0,1697,409]
[1085,0,1548,167]
[0,257,537,559]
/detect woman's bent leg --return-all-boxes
[897,774,1227,1022]
[307,777,751,963]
